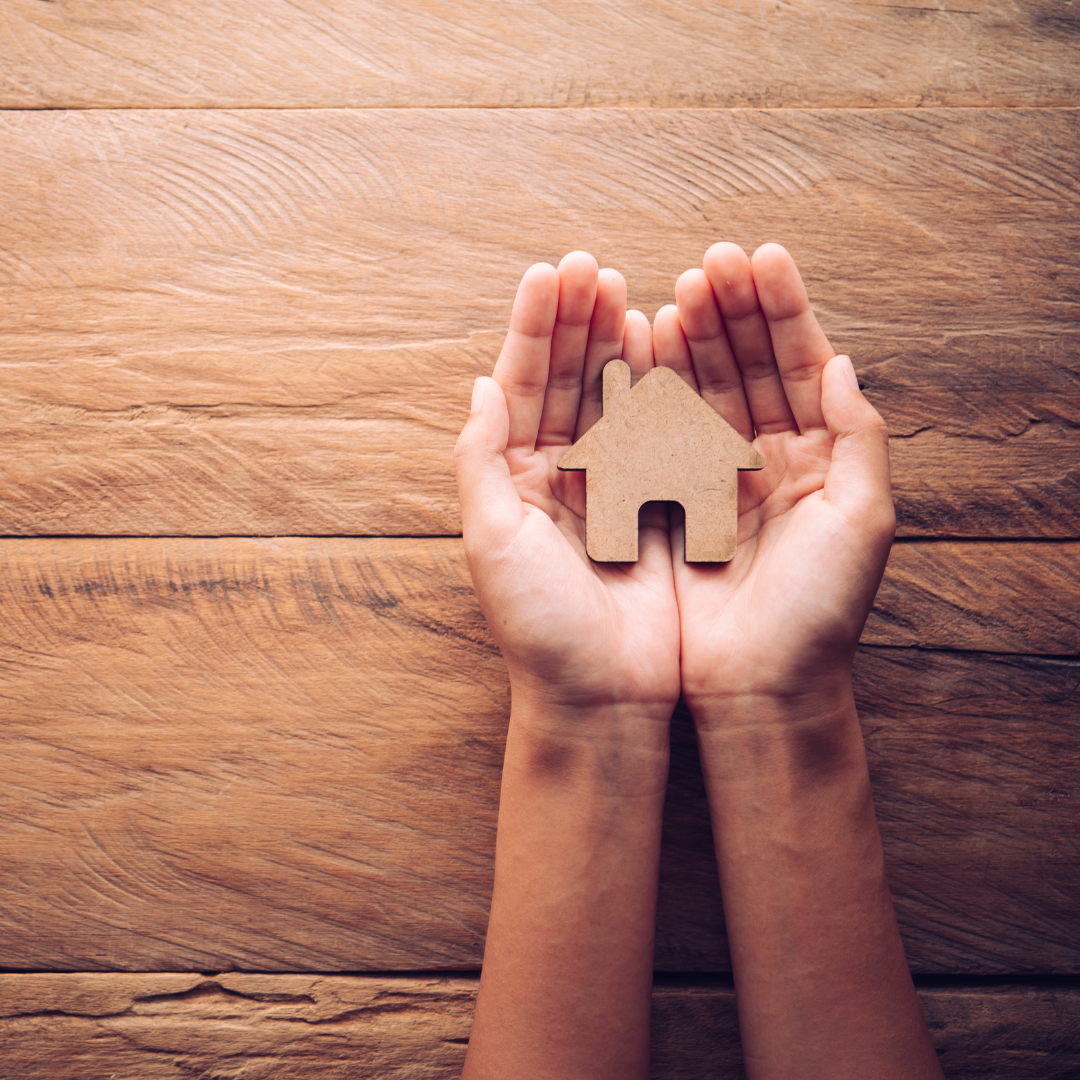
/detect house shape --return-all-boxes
[558,360,766,562]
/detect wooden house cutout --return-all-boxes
[558,360,765,562]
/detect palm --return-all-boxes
[503,444,680,704]
[675,430,868,697]
[654,244,894,710]
[459,244,892,719]
[456,254,681,713]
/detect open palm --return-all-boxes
[652,244,896,714]
[455,253,681,717]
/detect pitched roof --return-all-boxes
[558,362,765,472]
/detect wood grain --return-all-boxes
[868,541,1080,654]
[0,538,1076,973]
[652,978,1080,1080]
[0,974,476,1080]
[0,973,1076,1079]
[3,0,1074,1062]
[660,647,1080,973]
[1,108,1077,537]
[859,648,1080,977]
[2,0,1079,110]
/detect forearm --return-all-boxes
[692,682,943,1080]
[463,698,671,1080]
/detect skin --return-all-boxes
[455,252,678,1080]
[658,243,943,1079]
[454,244,945,1079]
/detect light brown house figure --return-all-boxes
[558,360,766,562]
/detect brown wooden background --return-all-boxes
[1,2,1077,1076]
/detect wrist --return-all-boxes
[504,695,673,800]
[686,665,855,733]
[681,650,858,719]
[688,678,867,790]
[507,673,679,740]
[504,657,681,718]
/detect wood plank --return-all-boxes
[0,974,476,1080]
[660,647,1080,973]
[2,0,1078,110]
[859,649,1080,977]
[868,541,1080,654]
[0,973,1077,1079]
[1,108,1077,537]
[0,538,1076,973]
[651,978,1080,1080]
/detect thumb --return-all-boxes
[454,376,525,558]
[819,355,896,540]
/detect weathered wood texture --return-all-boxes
[662,647,1080,975]
[652,979,1080,1080]
[868,541,1080,654]
[0,974,476,1080]
[0,973,1076,1080]
[3,0,1079,110]
[0,538,1075,973]
[1,108,1077,538]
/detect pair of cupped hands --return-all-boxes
[455,243,896,726]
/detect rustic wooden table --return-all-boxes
[0,2,1077,1076]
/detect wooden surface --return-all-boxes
[3,0,1079,109]
[1,108,1077,538]
[0,973,1077,1080]
[2,0,1077,1073]
[0,537,1076,974]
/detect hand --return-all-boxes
[455,252,681,720]
[653,242,896,716]
[653,245,942,1080]
[456,253,680,1080]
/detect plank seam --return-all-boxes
[2,104,1080,113]
[1,970,1077,988]
[0,535,1075,543]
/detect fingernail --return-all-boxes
[836,354,860,392]
[470,377,486,413]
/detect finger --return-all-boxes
[491,262,561,454]
[576,305,651,438]
[674,268,753,442]
[819,354,895,544]
[703,241,796,436]
[668,502,688,569]
[622,312,670,560]
[751,243,835,433]
[537,251,599,448]
[622,308,654,384]
[636,501,672,572]
[454,376,525,557]
[652,304,698,391]
[575,268,628,438]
